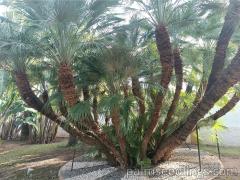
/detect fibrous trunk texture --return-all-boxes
[161,48,183,133]
[88,120,127,167]
[132,77,145,116]
[111,108,128,166]
[14,71,97,146]
[58,63,79,107]
[58,64,126,167]
[206,0,240,91]
[14,71,44,112]
[14,69,127,167]
[141,24,173,159]
[93,95,99,122]
[153,48,240,164]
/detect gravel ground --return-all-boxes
[59,148,223,180]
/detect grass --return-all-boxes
[0,141,66,165]
[200,145,240,157]
[0,140,87,180]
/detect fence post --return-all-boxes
[71,148,76,171]
[196,125,202,171]
[215,130,221,160]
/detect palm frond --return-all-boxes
[68,102,92,121]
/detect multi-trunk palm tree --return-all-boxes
[1,0,240,168]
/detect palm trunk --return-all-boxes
[58,64,126,167]
[40,91,58,144]
[209,93,240,120]
[20,123,29,140]
[82,87,126,166]
[15,70,124,166]
[153,48,240,164]
[83,91,126,166]
[14,70,98,145]
[83,85,90,101]
[58,64,79,146]
[7,118,13,140]
[59,100,68,117]
[122,83,129,98]
[161,48,183,133]
[58,63,79,107]
[141,24,173,159]
[68,135,78,146]
[41,116,48,143]
[89,120,127,167]
[132,77,145,116]
[105,115,110,125]
[14,71,44,111]
[185,83,193,94]
[206,0,240,91]
[111,108,128,166]
[93,95,98,122]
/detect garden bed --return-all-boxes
[59,148,223,180]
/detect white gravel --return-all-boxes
[59,148,223,180]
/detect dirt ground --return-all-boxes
[215,156,240,180]
[0,141,25,153]
[0,139,86,180]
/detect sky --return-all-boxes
[0,5,7,16]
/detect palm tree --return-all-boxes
[1,0,240,169]
[128,0,200,159]
[10,0,128,167]
[153,0,240,163]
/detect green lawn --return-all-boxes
[0,141,66,165]
[0,140,87,180]
[200,145,240,157]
